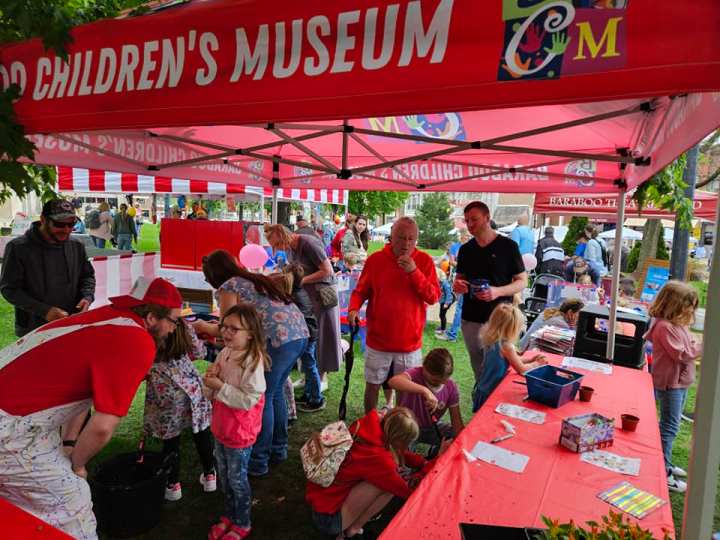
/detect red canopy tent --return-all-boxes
[534,190,719,221]
[2,0,719,195]
[3,1,720,538]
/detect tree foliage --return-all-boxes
[415,193,453,249]
[626,229,668,273]
[348,191,409,220]
[632,154,693,229]
[561,216,589,256]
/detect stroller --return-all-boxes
[522,273,558,327]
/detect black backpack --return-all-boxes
[600,242,610,268]
[84,210,101,229]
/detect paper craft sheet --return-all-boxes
[495,402,546,425]
[470,441,529,473]
[598,481,666,519]
[562,356,613,375]
[581,450,641,476]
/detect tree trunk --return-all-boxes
[276,201,291,226]
[669,144,698,280]
[636,218,663,275]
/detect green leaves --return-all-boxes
[561,216,589,256]
[535,510,672,540]
[415,192,454,250]
[632,154,693,230]
[348,191,409,219]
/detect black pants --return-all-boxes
[439,305,451,331]
[162,428,215,485]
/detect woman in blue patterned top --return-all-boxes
[195,249,309,477]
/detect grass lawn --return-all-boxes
[689,281,708,309]
[0,305,717,537]
[368,240,444,257]
[135,223,160,252]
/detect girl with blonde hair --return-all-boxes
[472,303,547,411]
[645,281,702,493]
[307,406,430,539]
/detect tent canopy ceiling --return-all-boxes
[2,0,720,193]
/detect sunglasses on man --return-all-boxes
[49,217,79,229]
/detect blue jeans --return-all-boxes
[91,236,106,248]
[116,233,133,250]
[445,295,463,340]
[655,387,688,475]
[215,442,252,528]
[250,337,307,475]
[301,340,323,405]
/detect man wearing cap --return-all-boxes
[0,277,182,539]
[0,198,96,337]
[535,226,565,276]
[295,215,316,236]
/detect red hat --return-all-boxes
[110,277,183,309]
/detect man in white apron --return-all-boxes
[0,277,182,539]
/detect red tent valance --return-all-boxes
[533,191,718,221]
[57,166,348,204]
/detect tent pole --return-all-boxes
[605,187,626,361]
[271,188,278,225]
[682,206,720,540]
[342,120,349,172]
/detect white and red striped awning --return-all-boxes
[57,167,348,205]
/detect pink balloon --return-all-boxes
[522,253,538,272]
[239,243,269,269]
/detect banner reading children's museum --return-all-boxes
[2,0,719,133]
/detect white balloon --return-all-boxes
[522,253,538,272]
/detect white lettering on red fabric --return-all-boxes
[305,16,331,76]
[361,5,399,70]
[196,32,219,86]
[13,1,455,101]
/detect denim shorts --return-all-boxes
[312,508,343,536]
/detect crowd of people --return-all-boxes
[0,197,705,539]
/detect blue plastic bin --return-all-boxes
[525,365,584,408]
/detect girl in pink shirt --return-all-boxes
[203,305,270,540]
[645,281,702,494]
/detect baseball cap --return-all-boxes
[110,277,183,309]
[42,199,76,221]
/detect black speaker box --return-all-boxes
[572,304,649,369]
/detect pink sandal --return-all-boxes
[208,516,232,540]
[222,524,251,539]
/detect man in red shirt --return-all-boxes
[349,217,440,413]
[0,277,182,540]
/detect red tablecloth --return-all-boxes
[0,497,73,539]
[381,355,675,539]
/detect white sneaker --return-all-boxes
[667,474,687,493]
[670,466,688,478]
[200,472,217,492]
[164,482,182,501]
